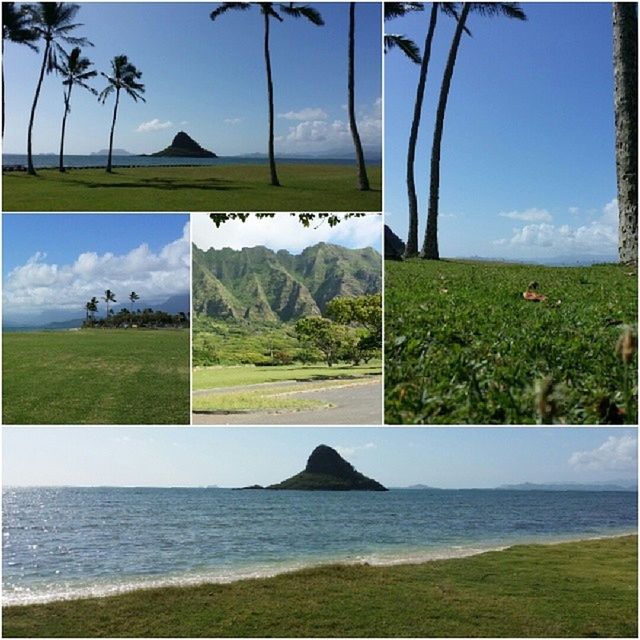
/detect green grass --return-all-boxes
[2,330,190,424]
[2,164,382,211]
[193,362,381,390]
[3,535,636,637]
[385,260,638,424]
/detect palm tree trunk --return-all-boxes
[59,83,72,172]
[613,3,638,264]
[348,2,369,191]
[27,40,50,176]
[263,11,280,186]
[106,88,120,173]
[421,3,471,260]
[405,3,438,258]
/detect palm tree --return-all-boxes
[103,289,116,320]
[613,3,637,264]
[347,2,369,191]
[25,2,91,176]
[384,2,423,64]
[421,2,526,259]
[89,296,99,321]
[98,55,145,173]
[2,3,39,137]
[210,3,324,187]
[57,46,96,172]
[128,291,140,313]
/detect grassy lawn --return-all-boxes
[385,260,638,424]
[2,164,382,211]
[2,330,190,424]
[193,362,381,390]
[3,535,636,637]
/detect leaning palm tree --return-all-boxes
[384,2,423,64]
[2,3,39,137]
[128,291,140,313]
[210,3,324,187]
[57,47,97,172]
[103,289,116,320]
[24,2,91,176]
[347,3,369,191]
[98,55,145,173]
[613,3,637,264]
[421,2,526,260]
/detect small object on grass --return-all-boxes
[523,291,547,302]
[616,326,637,364]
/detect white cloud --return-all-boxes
[224,118,242,125]
[191,213,381,255]
[4,222,190,314]
[493,200,618,256]
[278,107,328,121]
[569,435,637,471]
[498,208,552,222]
[335,442,376,457]
[136,118,173,133]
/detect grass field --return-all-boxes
[193,362,381,390]
[2,164,382,211]
[3,535,636,637]
[385,260,638,424]
[2,330,190,424]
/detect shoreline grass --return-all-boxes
[2,329,190,424]
[2,164,382,211]
[3,535,636,637]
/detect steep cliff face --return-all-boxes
[151,131,217,157]
[193,242,381,323]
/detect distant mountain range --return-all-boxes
[193,242,381,323]
[4,293,190,330]
[90,148,133,156]
[393,481,637,492]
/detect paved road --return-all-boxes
[192,378,382,425]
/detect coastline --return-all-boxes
[3,535,636,638]
[4,529,636,608]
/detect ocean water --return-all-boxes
[2,487,636,605]
[2,154,376,169]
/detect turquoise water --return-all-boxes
[2,487,636,605]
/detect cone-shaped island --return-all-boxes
[238,445,387,491]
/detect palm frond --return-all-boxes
[210,2,251,21]
[384,3,423,21]
[471,2,527,21]
[279,4,324,26]
[384,34,421,63]
[2,2,40,49]
[441,3,472,35]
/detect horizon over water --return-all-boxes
[3,487,636,606]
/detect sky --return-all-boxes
[385,2,620,262]
[3,427,637,489]
[3,2,381,157]
[2,213,190,322]
[192,212,382,253]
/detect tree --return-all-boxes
[348,2,369,191]
[103,289,116,320]
[613,3,638,263]
[25,2,91,176]
[128,290,140,312]
[2,2,39,137]
[56,46,96,172]
[384,2,423,64]
[210,3,324,187]
[295,316,349,367]
[98,55,145,173]
[421,2,526,260]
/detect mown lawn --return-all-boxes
[193,362,381,390]
[385,260,637,424]
[2,330,190,424]
[3,535,636,637]
[2,164,382,211]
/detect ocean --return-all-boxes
[2,487,636,606]
[2,154,378,169]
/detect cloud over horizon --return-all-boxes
[569,435,637,472]
[136,118,173,133]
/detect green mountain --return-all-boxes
[193,242,381,323]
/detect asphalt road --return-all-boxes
[192,378,382,425]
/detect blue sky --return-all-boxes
[2,213,190,321]
[3,427,637,488]
[3,2,381,157]
[385,2,619,262]
[192,212,382,253]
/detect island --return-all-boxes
[237,445,387,491]
[149,131,217,158]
